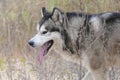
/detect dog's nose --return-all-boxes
[28,41,34,47]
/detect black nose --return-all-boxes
[28,41,34,47]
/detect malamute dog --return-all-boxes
[29,7,120,80]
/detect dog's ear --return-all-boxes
[41,7,49,17]
[52,7,63,23]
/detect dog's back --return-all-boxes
[100,13,120,67]
[83,13,120,80]
[63,12,120,80]
[106,15,120,67]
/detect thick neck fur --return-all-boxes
[62,12,91,54]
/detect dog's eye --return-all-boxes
[42,31,48,34]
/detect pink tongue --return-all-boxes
[38,44,47,63]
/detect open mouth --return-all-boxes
[38,40,54,62]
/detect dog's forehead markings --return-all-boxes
[36,24,40,31]
[40,24,46,31]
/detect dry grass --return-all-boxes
[0,0,120,80]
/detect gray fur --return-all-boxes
[29,7,120,80]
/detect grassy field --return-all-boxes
[0,0,120,80]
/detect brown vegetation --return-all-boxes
[0,0,120,80]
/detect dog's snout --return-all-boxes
[28,41,34,47]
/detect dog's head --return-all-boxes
[29,7,65,61]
